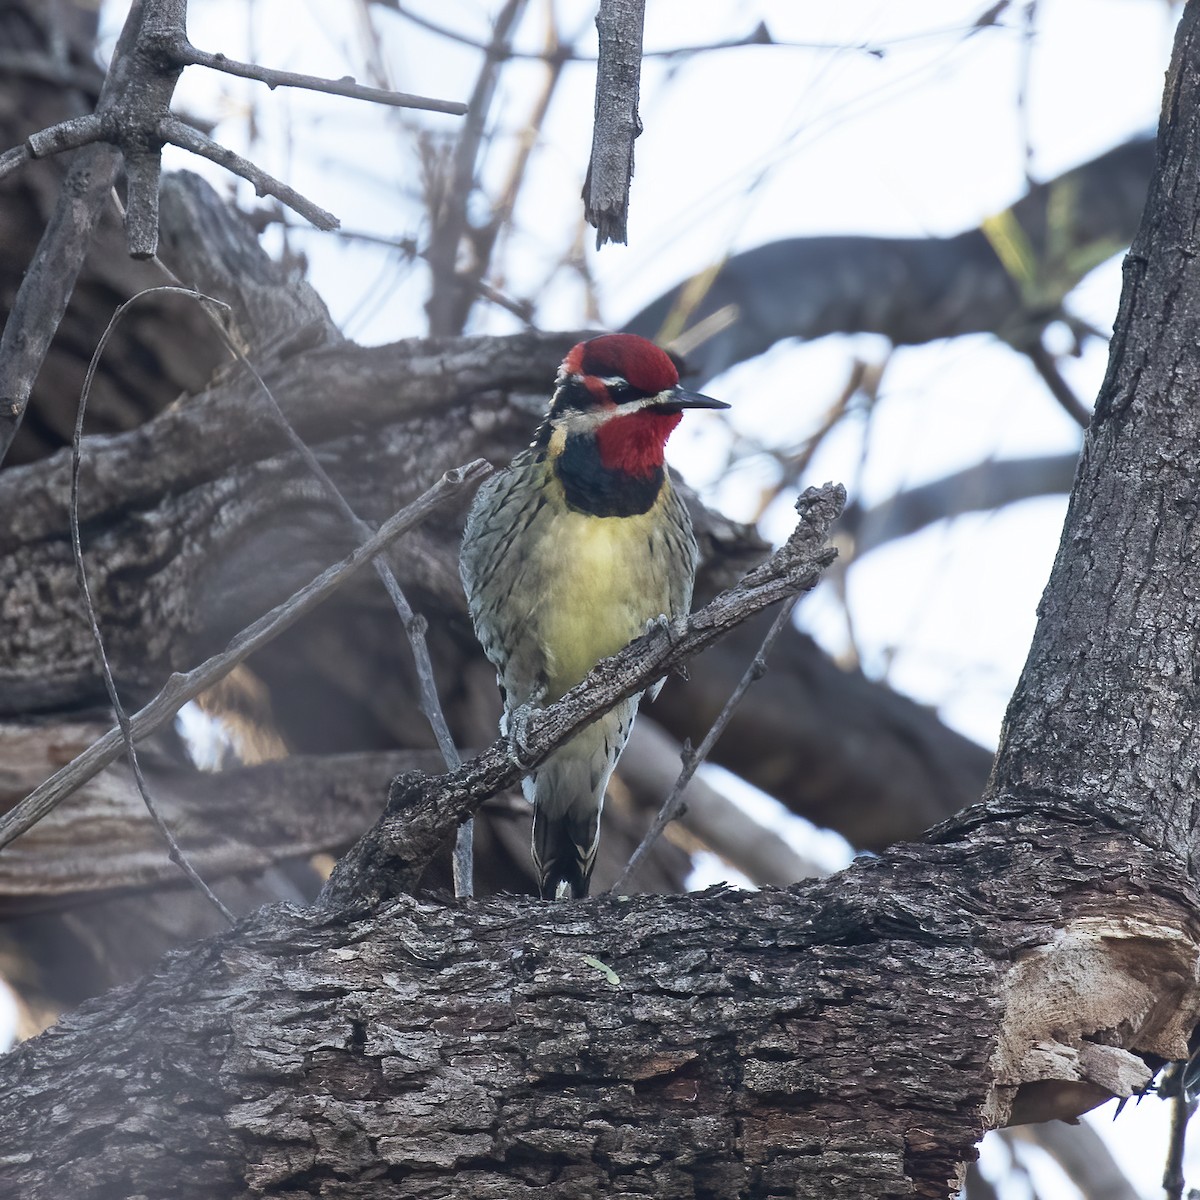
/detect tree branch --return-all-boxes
[319,483,844,909]
[1,804,1196,1197]
[582,0,646,247]
[174,44,467,114]
[624,137,1153,385]
[0,143,119,466]
[611,591,801,893]
[838,452,1079,561]
[0,461,490,853]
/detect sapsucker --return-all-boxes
[460,333,728,899]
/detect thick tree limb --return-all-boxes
[986,9,1200,861]
[624,137,1154,384]
[0,807,1195,1197]
[839,452,1079,562]
[9,13,1200,1189]
[0,724,439,904]
[0,462,488,852]
[0,0,467,464]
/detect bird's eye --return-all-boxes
[601,376,636,402]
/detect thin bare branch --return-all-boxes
[1026,339,1092,429]
[610,592,801,894]
[0,142,30,180]
[0,460,492,855]
[425,0,527,335]
[463,4,567,329]
[176,44,467,114]
[620,721,826,887]
[1164,1087,1194,1200]
[144,267,476,895]
[0,143,120,467]
[70,287,236,924]
[0,0,469,292]
[158,118,339,231]
[386,3,985,61]
[21,112,105,159]
[582,0,646,248]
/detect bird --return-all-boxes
[460,333,729,899]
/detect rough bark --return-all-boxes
[582,0,645,247]
[0,811,1196,1199]
[0,1,224,466]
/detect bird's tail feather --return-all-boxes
[531,802,600,899]
[526,703,637,899]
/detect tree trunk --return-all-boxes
[0,813,1195,1199]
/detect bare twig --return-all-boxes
[425,0,527,335]
[582,0,646,248]
[1164,1086,1194,1200]
[1026,339,1092,429]
[0,143,120,466]
[320,484,844,910]
[620,721,827,887]
[158,118,338,231]
[610,592,802,894]
[0,0,470,256]
[0,460,491,855]
[387,3,982,61]
[175,44,467,114]
[175,287,476,896]
[70,287,237,924]
[461,2,568,330]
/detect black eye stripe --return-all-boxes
[550,375,652,415]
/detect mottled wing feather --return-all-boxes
[646,484,698,703]
[459,448,550,706]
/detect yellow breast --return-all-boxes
[530,487,675,701]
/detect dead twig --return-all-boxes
[0,460,491,855]
[0,0,469,463]
[1027,339,1092,429]
[70,287,238,923]
[0,143,119,466]
[425,0,528,335]
[174,44,466,114]
[167,281,477,896]
[582,0,646,248]
[610,592,802,894]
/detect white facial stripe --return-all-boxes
[548,379,679,431]
[551,406,613,432]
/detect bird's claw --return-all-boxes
[644,612,673,641]
[505,684,547,771]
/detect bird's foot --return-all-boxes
[505,686,547,770]
[643,612,672,640]
[643,614,683,697]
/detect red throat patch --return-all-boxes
[594,409,682,477]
